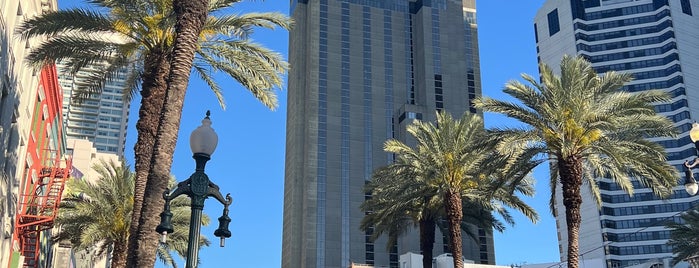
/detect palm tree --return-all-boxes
[361,165,536,268]
[362,111,538,268]
[474,55,678,268]
[17,1,290,266]
[666,209,699,266]
[54,159,210,268]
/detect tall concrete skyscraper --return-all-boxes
[58,62,130,156]
[283,0,488,267]
[534,0,699,267]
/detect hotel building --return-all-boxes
[283,0,488,267]
[534,0,699,267]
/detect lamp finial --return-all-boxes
[206,110,211,119]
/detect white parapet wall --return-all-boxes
[398,252,512,268]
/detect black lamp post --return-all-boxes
[156,111,233,268]
[683,123,699,196]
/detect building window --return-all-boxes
[547,9,560,36]
[681,0,693,15]
[533,23,539,43]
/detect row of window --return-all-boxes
[595,53,678,73]
[575,18,671,42]
[601,201,696,217]
[575,10,670,32]
[621,76,683,93]
[584,2,660,21]
[607,244,672,256]
[406,13,415,105]
[584,42,676,63]
[665,144,695,161]
[316,2,329,267]
[654,98,687,114]
[466,70,477,114]
[435,74,444,111]
[383,9,396,150]
[604,230,670,243]
[577,31,674,53]
[598,180,645,191]
[601,215,681,229]
[66,113,97,122]
[97,122,124,130]
[94,137,120,145]
[601,189,691,204]
[94,144,119,153]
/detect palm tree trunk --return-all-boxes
[419,216,436,268]
[111,240,128,268]
[131,1,210,267]
[124,49,171,268]
[444,188,464,268]
[559,155,583,268]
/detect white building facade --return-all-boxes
[0,1,58,267]
[534,0,699,267]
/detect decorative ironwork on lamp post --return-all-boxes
[683,123,699,196]
[156,111,233,268]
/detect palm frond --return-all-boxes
[16,9,115,40]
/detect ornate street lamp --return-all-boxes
[156,111,233,268]
[683,123,699,196]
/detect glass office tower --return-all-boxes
[283,0,490,267]
[534,0,699,267]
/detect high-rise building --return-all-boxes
[534,0,699,267]
[58,62,130,156]
[283,0,487,267]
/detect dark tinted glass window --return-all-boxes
[548,9,560,36]
[681,0,693,15]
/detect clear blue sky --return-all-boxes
[57,0,556,267]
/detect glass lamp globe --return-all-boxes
[690,122,699,143]
[687,181,699,196]
[190,111,218,156]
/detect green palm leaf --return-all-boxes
[474,55,678,268]
[54,160,210,267]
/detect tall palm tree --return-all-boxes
[666,209,699,266]
[474,55,678,268]
[361,161,536,268]
[54,159,210,268]
[17,1,290,266]
[363,111,538,268]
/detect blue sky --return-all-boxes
[57,0,557,267]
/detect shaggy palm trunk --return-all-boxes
[124,49,171,268]
[559,155,583,268]
[131,1,210,267]
[419,216,436,268]
[444,189,464,268]
[111,240,128,268]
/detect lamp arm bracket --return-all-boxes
[165,179,192,201]
[206,180,231,205]
[685,158,699,169]
[207,186,230,205]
